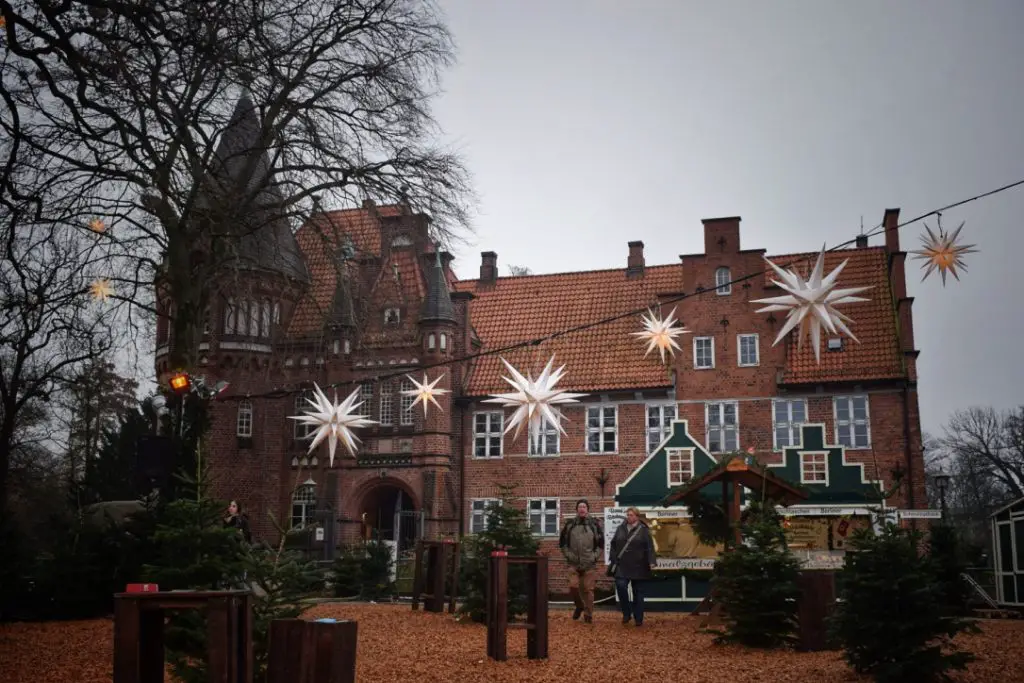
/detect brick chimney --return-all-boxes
[702,216,741,254]
[627,241,645,277]
[479,251,497,283]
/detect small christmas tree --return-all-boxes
[458,484,539,623]
[711,500,801,648]
[830,520,975,683]
[928,524,972,616]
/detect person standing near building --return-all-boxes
[224,500,252,544]
[609,506,657,626]
[559,499,603,623]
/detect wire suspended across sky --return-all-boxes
[211,176,1024,403]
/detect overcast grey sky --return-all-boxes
[431,0,1024,436]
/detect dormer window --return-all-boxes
[715,267,732,295]
[384,308,400,325]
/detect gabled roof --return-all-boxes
[201,92,309,283]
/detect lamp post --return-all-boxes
[934,469,951,522]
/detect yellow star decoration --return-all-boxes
[88,218,106,234]
[911,218,978,286]
[632,306,690,364]
[401,372,449,418]
[90,279,113,301]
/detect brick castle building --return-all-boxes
[155,95,926,593]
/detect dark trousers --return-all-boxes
[615,576,645,624]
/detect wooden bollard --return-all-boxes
[796,571,837,651]
[267,619,358,683]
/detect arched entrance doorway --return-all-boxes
[357,483,421,552]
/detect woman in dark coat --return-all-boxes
[609,506,657,626]
[224,500,252,544]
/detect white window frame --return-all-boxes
[236,399,253,438]
[772,398,807,451]
[527,419,560,457]
[666,447,695,487]
[834,395,871,449]
[800,451,829,485]
[706,401,739,453]
[693,336,715,369]
[470,498,501,533]
[247,298,259,337]
[473,411,504,459]
[586,405,618,454]
[384,307,400,325]
[737,333,759,367]
[528,498,560,536]
[260,300,271,338]
[293,392,315,440]
[427,333,436,349]
[440,333,448,351]
[646,403,677,454]
[399,378,415,426]
[715,266,732,295]
[379,381,394,426]
[291,484,316,529]
[224,297,237,335]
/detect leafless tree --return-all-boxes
[0,0,474,370]
[507,264,532,276]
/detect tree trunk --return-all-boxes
[165,232,208,372]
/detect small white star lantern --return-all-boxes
[289,384,377,466]
[90,278,113,301]
[911,218,978,286]
[750,246,872,365]
[402,372,449,417]
[483,355,587,452]
[632,306,690,364]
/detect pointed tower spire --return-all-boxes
[420,250,455,324]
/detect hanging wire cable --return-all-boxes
[214,176,1024,403]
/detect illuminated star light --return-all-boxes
[483,355,587,452]
[88,218,106,234]
[632,306,690,364]
[750,246,872,365]
[401,372,449,418]
[90,279,113,301]
[289,384,377,466]
[911,218,978,286]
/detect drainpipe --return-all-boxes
[902,381,916,511]
[457,402,466,537]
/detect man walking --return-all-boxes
[559,499,603,623]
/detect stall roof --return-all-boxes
[659,457,811,508]
[989,497,1024,518]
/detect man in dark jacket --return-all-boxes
[558,499,603,623]
[608,506,657,626]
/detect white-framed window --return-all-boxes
[427,333,436,350]
[647,403,676,453]
[384,307,400,325]
[379,382,394,426]
[473,411,503,458]
[666,448,695,487]
[260,300,271,338]
[834,395,871,449]
[272,301,281,325]
[706,401,739,453]
[715,266,732,295]
[247,299,259,337]
[291,483,316,529]
[440,333,448,351]
[586,405,617,454]
[772,398,807,450]
[236,400,253,438]
[737,334,759,367]
[527,419,559,456]
[528,498,560,536]
[470,498,500,533]
[224,297,237,334]
[294,392,315,439]
[694,336,715,369]
[399,378,415,426]
[800,451,829,484]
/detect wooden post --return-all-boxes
[797,571,837,651]
[266,619,358,683]
[428,544,445,612]
[447,539,461,614]
[411,541,425,611]
[526,556,549,660]
[411,540,461,614]
[485,553,548,662]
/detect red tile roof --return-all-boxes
[455,247,905,395]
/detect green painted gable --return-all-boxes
[769,424,881,504]
[615,420,720,506]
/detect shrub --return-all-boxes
[830,521,975,683]
[928,524,972,616]
[710,501,801,648]
[331,541,395,600]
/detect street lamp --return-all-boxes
[934,469,951,521]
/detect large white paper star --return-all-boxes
[911,218,978,286]
[401,372,449,417]
[288,384,377,466]
[483,355,587,451]
[632,306,690,364]
[750,246,872,365]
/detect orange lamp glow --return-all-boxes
[169,373,190,393]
